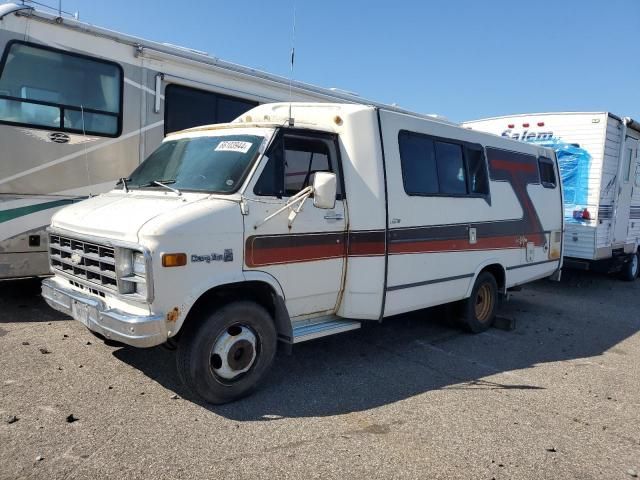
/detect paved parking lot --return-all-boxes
[1,271,639,479]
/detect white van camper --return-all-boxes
[0,2,377,279]
[463,113,640,279]
[42,103,563,403]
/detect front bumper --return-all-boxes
[42,278,166,348]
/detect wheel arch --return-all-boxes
[464,260,507,297]
[173,272,291,344]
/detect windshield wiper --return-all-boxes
[116,177,130,192]
[143,179,182,196]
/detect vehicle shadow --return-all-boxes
[112,269,639,420]
[0,277,60,323]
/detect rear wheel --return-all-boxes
[460,272,498,333]
[620,252,639,282]
[176,301,277,404]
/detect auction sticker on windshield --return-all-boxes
[215,141,253,154]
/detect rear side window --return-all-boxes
[435,141,466,194]
[398,131,438,195]
[0,41,122,136]
[466,146,489,194]
[538,156,557,188]
[398,130,489,197]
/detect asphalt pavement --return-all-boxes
[1,270,639,479]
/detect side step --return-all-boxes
[291,316,361,344]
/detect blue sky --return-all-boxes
[55,0,639,122]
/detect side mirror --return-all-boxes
[312,172,337,209]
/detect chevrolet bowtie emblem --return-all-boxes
[70,252,82,265]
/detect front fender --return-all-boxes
[170,270,286,335]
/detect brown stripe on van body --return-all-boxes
[486,147,545,240]
[245,230,385,267]
[245,223,545,268]
[348,230,386,256]
[388,222,546,254]
[245,232,347,267]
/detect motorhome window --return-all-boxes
[538,156,556,188]
[398,131,438,195]
[465,146,489,194]
[127,134,263,194]
[0,41,122,136]
[399,131,485,197]
[164,84,258,135]
[623,148,633,182]
[254,133,342,198]
[435,141,466,194]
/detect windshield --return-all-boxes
[127,134,265,193]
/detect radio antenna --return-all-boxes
[287,0,296,127]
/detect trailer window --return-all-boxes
[435,141,466,194]
[623,148,633,183]
[399,130,490,198]
[465,146,489,195]
[398,131,438,195]
[164,84,258,135]
[538,156,556,188]
[0,41,122,136]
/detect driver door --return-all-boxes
[243,129,347,319]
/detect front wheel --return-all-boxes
[620,252,639,282]
[176,301,277,404]
[460,272,498,333]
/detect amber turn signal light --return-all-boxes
[162,253,187,267]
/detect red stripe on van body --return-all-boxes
[490,159,537,174]
[389,235,522,254]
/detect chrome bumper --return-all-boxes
[42,278,166,348]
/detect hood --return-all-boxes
[50,190,212,243]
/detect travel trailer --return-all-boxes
[0,2,387,279]
[463,113,640,280]
[42,102,564,403]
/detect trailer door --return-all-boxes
[613,137,638,245]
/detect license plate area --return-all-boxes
[72,300,90,327]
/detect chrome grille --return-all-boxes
[49,234,118,291]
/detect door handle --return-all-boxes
[324,213,344,220]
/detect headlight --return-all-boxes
[133,251,146,276]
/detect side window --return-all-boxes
[0,41,122,136]
[283,136,332,196]
[435,141,466,195]
[465,146,489,195]
[398,130,489,197]
[254,132,342,199]
[623,147,633,183]
[398,131,438,195]
[253,136,283,197]
[538,156,557,188]
[165,84,258,135]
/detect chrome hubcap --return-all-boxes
[210,324,257,380]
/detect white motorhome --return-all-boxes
[0,2,384,279]
[42,103,563,403]
[463,113,640,279]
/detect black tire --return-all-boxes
[176,301,277,404]
[460,272,498,333]
[620,252,639,282]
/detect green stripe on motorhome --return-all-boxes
[0,199,77,223]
